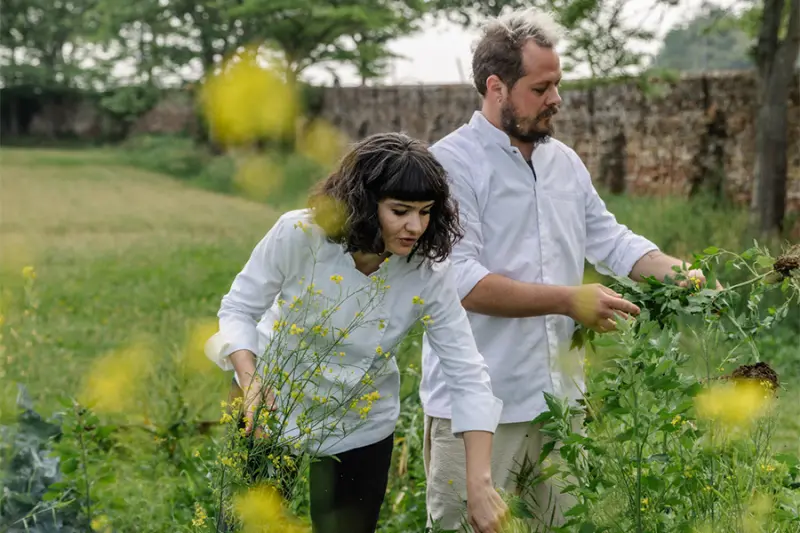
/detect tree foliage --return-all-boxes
[654,7,756,71]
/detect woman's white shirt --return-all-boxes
[205,208,502,455]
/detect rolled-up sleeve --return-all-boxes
[422,263,503,436]
[205,216,290,371]
[432,146,491,300]
[574,154,659,277]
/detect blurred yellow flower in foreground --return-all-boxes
[309,194,348,239]
[233,484,309,533]
[80,342,153,414]
[22,265,36,280]
[233,154,285,202]
[743,493,773,533]
[694,378,773,430]
[297,119,348,170]
[183,318,220,375]
[200,48,298,147]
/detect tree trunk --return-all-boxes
[751,0,800,236]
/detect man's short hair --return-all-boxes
[472,8,564,97]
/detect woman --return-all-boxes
[205,132,507,533]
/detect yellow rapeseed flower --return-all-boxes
[22,265,36,280]
[233,154,285,202]
[183,318,219,375]
[694,379,773,430]
[297,119,348,171]
[200,47,297,147]
[79,341,153,414]
[192,503,208,527]
[91,514,111,532]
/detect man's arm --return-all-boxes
[433,144,639,329]
[630,249,723,289]
[461,274,572,318]
[629,250,689,282]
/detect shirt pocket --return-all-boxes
[542,190,586,257]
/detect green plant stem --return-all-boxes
[722,271,772,293]
[76,409,93,528]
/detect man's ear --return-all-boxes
[485,75,506,102]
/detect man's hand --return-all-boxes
[467,478,509,533]
[678,268,724,291]
[567,283,640,333]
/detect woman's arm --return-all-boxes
[208,215,294,430]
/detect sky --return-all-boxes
[302,0,742,86]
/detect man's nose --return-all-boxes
[548,87,562,107]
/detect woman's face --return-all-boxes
[377,198,434,256]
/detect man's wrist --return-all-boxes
[466,471,493,491]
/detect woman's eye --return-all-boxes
[392,210,408,216]
[421,210,431,216]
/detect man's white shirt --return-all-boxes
[420,111,659,424]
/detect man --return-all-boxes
[419,7,719,531]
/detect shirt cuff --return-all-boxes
[204,332,258,372]
[450,396,504,436]
[613,239,660,278]
[454,261,492,301]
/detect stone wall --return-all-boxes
[317,71,800,213]
[4,71,798,214]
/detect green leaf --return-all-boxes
[543,392,564,419]
[539,440,557,465]
[703,246,719,254]
[61,457,79,474]
[615,427,635,442]
[773,453,800,467]
[506,495,534,519]
[579,522,597,533]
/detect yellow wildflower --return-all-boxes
[330,274,343,284]
[694,379,773,430]
[412,296,425,305]
[191,503,208,527]
[232,484,308,533]
[22,265,36,280]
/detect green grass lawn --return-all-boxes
[1,147,797,532]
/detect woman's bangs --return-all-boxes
[379,159,446,203]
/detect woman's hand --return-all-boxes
[229,349,276,437]
[241,376,276,438]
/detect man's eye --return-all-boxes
[533,88,546,95]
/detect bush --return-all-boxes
[122,135,210,180]
[121,135,328,209]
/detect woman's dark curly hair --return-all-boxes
[308,132,463,264]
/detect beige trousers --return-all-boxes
[423,415,579,532]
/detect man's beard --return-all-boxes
[500,100,557,145]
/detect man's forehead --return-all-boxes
[520,41,561,81]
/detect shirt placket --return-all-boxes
[515,149,563,399]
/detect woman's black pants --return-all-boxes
[309,433,395,533]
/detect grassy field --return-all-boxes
[1,147,798,532]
